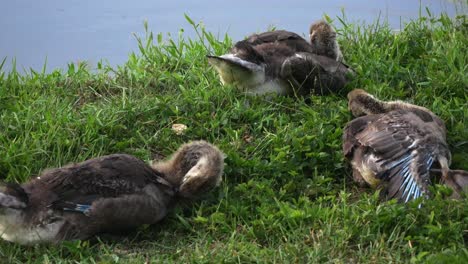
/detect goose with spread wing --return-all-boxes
[342,89,463,203]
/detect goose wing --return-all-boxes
[246,30,304,43]
[343,114,380,157]
[303,54,352,74]
[354,110,446,202]
[41,154,170,213]
[246,30,313,52]
[280,53,352,95]
[207,54,264,74]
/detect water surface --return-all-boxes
[0,0,463,72]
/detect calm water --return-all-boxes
[0,0,464,72]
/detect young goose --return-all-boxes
[207,20,352,96]
[309,20,343,62]
[0,140,224,244]
[342,89,452,203]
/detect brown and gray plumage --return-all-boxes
[207,20,353,96]
[432,169,468,199]
[309,20,344,62]
[0,140,224,244]
[343,89,454,204]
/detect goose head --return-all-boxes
[151,141,224,198]
[309,20,343,61]
[347,89,388,117]
[347,89,445,128]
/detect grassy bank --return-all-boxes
[0,11,467,263]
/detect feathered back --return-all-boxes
[245,30,313,53]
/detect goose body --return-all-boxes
[207,20,353,96]
[343,89,453,203]
[0,141,224,244]
[244,29,314,53]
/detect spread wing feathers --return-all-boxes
[41,154,165,209]
[342,115,381,157]
[355,112,437,203]
[380,149,433,203]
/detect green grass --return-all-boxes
[1,10,467,263]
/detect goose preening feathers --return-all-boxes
[343,89,466,204]
[0,140,224,244]
[207,20,353,96]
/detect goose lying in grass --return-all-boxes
[0,141,224,244]
[343,89,467,203]
[207,20,353,96]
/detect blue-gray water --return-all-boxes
[0,0,464,72]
